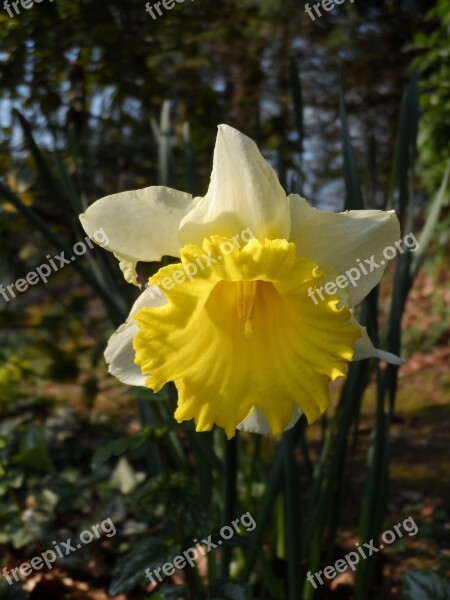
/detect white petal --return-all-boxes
[288,195,400,307]
[351,319,405,365]
[114,253,138,286]
[104,286,167,385]
[237,406,302,435]
[179,125,290,245]
[80,186,194,283]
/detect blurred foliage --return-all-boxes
[403,569,450,599]
[409,0,450,193]
[0,0,435,204]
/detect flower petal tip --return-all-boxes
[376,349,405,365]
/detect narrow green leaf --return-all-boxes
[339,78,364,210]
[282,428,301,600]
[13,109,62,203]
[152,101,175,187]
[0,182,125,325]
[243,422,304,597]
[52,150,83,215]
[368,135,377,208]
[356,290,389,598]
[210,580,247,600]
[411,160,450,279]
[183,121,197,196]
[220,434,238,579]
[13,110,79,235]
[387,75,419,216]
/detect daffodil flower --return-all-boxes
[80,125,403,438]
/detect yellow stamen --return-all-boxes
[237,281,258,335]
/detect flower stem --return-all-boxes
[220,432,239,579]
[282,427,301,600]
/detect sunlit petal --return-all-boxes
[80,186,194,284]
[105,286,167,385]
[179,125,290,246]
[351,319,405,365]
[288,195,400,307]
[237,406,302,435]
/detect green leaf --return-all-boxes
[411,160,450,279]
[210,580,247,600]
[91,432,149,470]
[339,77,364,210]
[133,473,214,538]
[151,101,176,188]
[11,446,51,471]
[53,150,83,215]
[183,121,197,196]
[0,581,29,599]
[149,586,186,600]
[0,182,125,326]
[243,423,303,600]
[45,475,79,498]
[109,538,180,596]
[403,569,450,600]
[387,75,419,215]
[13,110,69,210]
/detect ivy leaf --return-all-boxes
[0,581,29,599]
[403,569,450,600]
[91,432,149,470]
[210,580,247,600]
[109,538,180,596]
[11,446,51,471]
[149,586,187,600]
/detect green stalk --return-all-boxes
[282,428,301,600]
[137,395,200,597]
[355,289,386,598]
[220,433,239,579]
[135,396,163,477]
[243,423,304,592]
[339,76,364,210]
[183,121,198,196]
[275,493,284,560]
